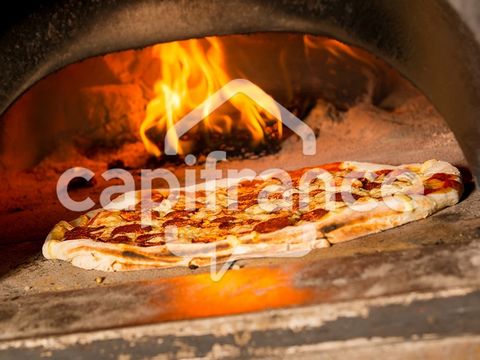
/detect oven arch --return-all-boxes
[0,0,479,181]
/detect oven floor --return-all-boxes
[1,185,478,300]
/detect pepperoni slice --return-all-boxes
[309,189,325,197]
[239,179,264,188]
[211,216,236,223]
[136,233,165,244]
[253,216,292,234]
[300,208,329,221]
[111,224,152,237]
[359,178,381,190]
[375,169,393,176]
[238,192,258,201]
[328,192,362,203]
[237,196,259,211]
[268,193,284,200]
[119,211,141,222]
[424,173,462,195]
[203,216,237,230]
[164,210,194,219]
[64,226,105,240]
[163,218,199,227]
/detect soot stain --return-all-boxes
[122,251,150,260]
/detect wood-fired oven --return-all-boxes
[0,1,479,358]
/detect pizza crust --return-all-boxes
[43,217,331,271]
[42,159,463,271]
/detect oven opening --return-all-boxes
[0,32,465,248]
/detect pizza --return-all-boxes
[42,159,463,271]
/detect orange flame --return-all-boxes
[140,37,281,157]
[303,35,381,71]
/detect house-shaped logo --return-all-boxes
[164,79,317,156]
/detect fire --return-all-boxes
[303,35,384,74]
[140,37,282,157]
